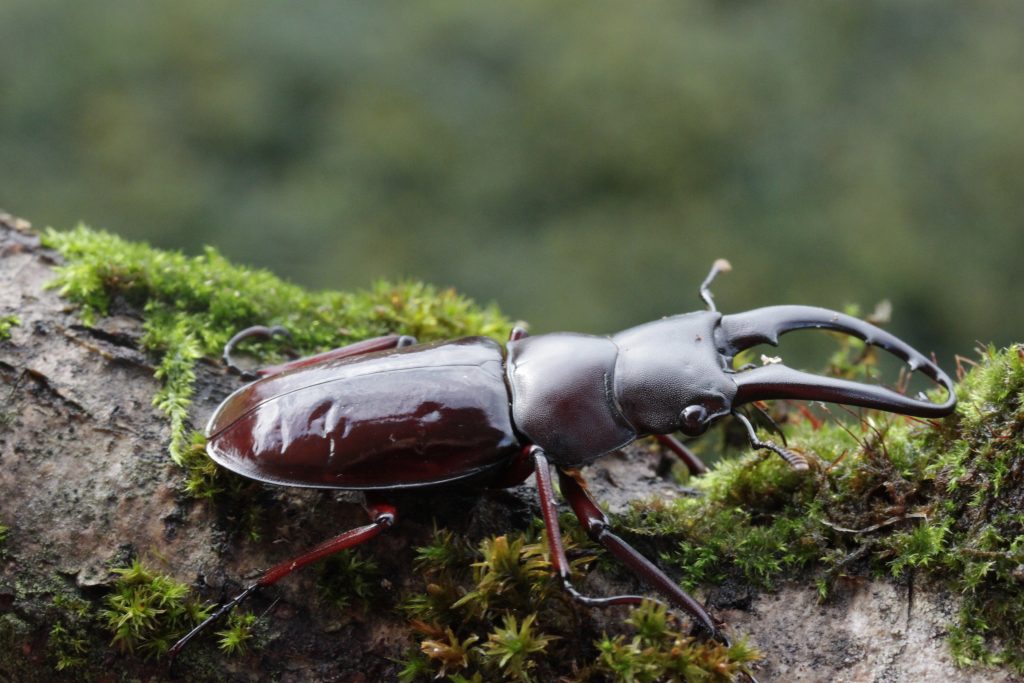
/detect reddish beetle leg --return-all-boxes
[169,497,397,661]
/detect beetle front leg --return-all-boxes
[168,497,397,661]
[732,410,809,471]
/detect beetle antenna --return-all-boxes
[699,258,732,312]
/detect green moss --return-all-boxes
[398,527,759,682]
[595,602,758,683]
[619,344,1024,672]
[100,559,212,658]
[42,224,510,466]
[317,550,380,611]
[924,345,1024,668]
[480,613,557,681]
[0,314,19,341]
[216,610,257,656]
[48,595,95,672]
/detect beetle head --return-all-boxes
[611,305,956,438]
[612,312,737,436]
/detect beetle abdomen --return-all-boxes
[206,337,520,490]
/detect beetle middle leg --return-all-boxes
[529,447,720,639]
[654,433,710,476]
[168,496,397,660]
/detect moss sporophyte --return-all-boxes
[41,224,1023,675]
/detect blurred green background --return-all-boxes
[2,1,1021,365]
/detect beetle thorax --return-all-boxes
[506,333,637,466]
[611,312,737,436]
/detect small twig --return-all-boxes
[819,512,927,535]
[960,548,1023,561]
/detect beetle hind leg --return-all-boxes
[222,326,418,380]
[223,325,292,379]
[168,498,397,661]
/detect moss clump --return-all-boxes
[398,527,759,682]
[925,345,1024,667]
[620,344,1024,671]
[595,602,759,683]
[216,610,257,656]
[317,550,381,611]
[100,559,212,658]
[42,224,509,468]
[0,314,19,341]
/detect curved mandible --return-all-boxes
[718,305,956,417]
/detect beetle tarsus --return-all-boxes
[168,583,260,663]
[560,469,720,637]
[733,411,809,471]
[542,460,722,639]
[169,500,397,659]
[222,325,291,378]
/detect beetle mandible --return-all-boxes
[169,260,957,659]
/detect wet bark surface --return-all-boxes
[0,212,1017,682]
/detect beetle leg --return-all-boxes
[654,434,709,476]
[486,446,536,488]
[553,467,725,641]
[531,447,721,641]
[508,326,529,341]
[531,448,646,608]
[168,498,397,661]
[257,497,396,585]
[223,326,417,379]
[732,410,809,471]
[222,325,292,378]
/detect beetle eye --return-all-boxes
[679,405,709,436]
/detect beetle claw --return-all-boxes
[734,411,810,471]
[168,583,260,663]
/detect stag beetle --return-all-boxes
[169,260,956,661]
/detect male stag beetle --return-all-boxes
[169,260,956,659]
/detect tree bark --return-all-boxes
[0,212,1016,682]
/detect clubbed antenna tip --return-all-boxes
[700,258,733,312]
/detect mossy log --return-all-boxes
[0,212,1020,682]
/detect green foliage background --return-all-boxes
[2,1,1022,361]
